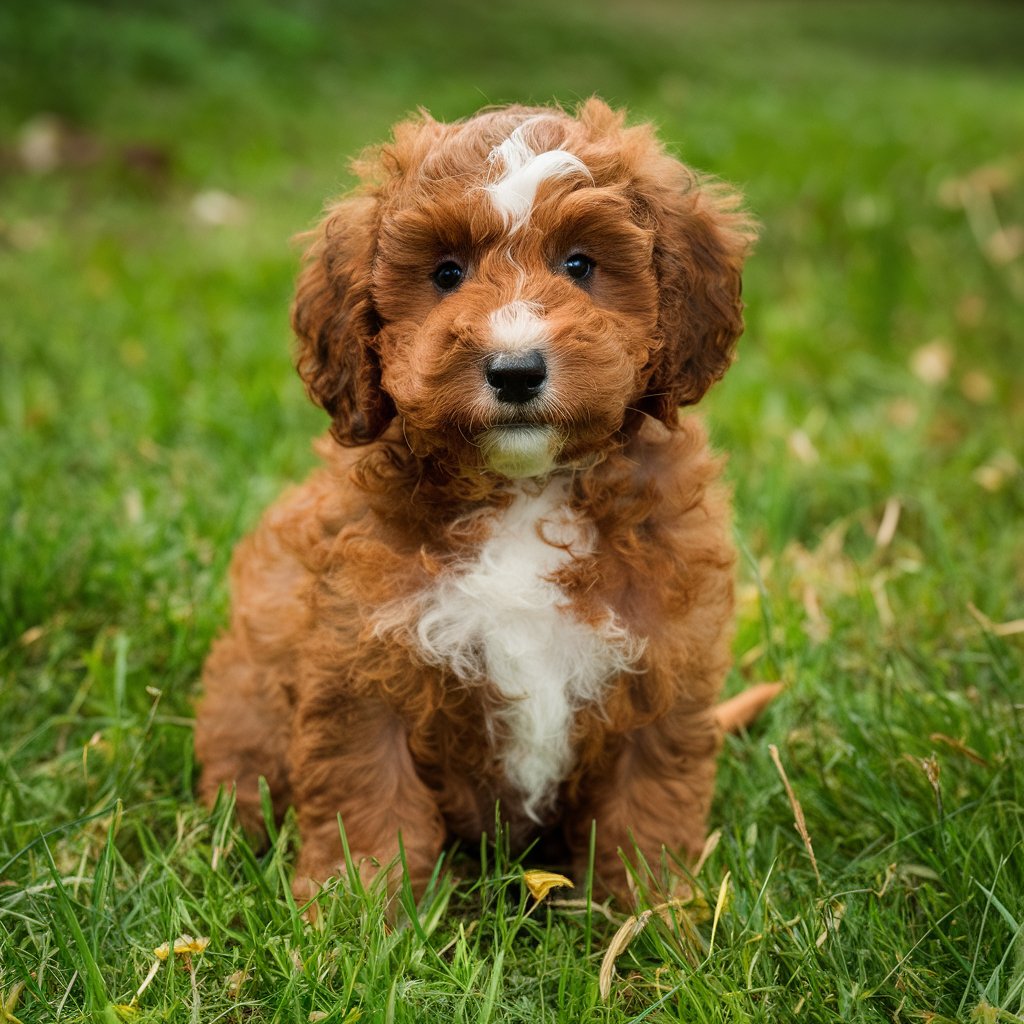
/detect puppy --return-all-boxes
[195,99,759,903]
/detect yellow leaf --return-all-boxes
[3,980,26,1024]
[709,871,731,952]
[522,870,573,902]
[153,934,210,960]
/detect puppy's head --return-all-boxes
[293,99,755,478]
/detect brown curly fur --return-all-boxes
[194,99,757,903]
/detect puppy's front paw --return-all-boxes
[291,851,386,921]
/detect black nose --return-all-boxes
[485,350,548,405]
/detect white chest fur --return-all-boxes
[404,478,641,820]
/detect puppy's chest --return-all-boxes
[407,479,641,820]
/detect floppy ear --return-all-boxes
[639,170,756,423]
[292,195,395,446]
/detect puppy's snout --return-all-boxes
[485,350,548,405]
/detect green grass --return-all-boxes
[2,0,1023,1019]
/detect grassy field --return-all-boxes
[2,0,1023,1020]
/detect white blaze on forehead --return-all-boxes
[489,300,549,353]
[485,120,592,233]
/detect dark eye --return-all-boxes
[563,253,594,283]
[432,260,464,292]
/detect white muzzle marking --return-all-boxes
[481,300,556,478]
[488,300,548,354]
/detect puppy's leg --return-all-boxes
[195,632,294,840]
[289,695,445,904]
[569,705,721,904]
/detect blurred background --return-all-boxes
[3,0,1023,774]
[2,1,1023,1016]
[3,0,1021,657]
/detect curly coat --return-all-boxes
[194,99,758,902]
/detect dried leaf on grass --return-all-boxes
[929,733,988,766]
[769,744,821,886]
[968,602,1024,638]
[153,935,209,960]
[522,869,573,902]
[708,871,732,954]
[960,370,995,404]
[128,958,162,1008]
[599,908,654,999]
[971,451,1020,493]
[815,899,846,948]
[691,829,721,880]
[226,971,250,998]
[910,340,953,385]
[788,429,819,465]
[129,935,210,1009]
[598,888,725,1000]
[599,838,728,1001]
[874,497,902,549]
[918,754,942,806]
